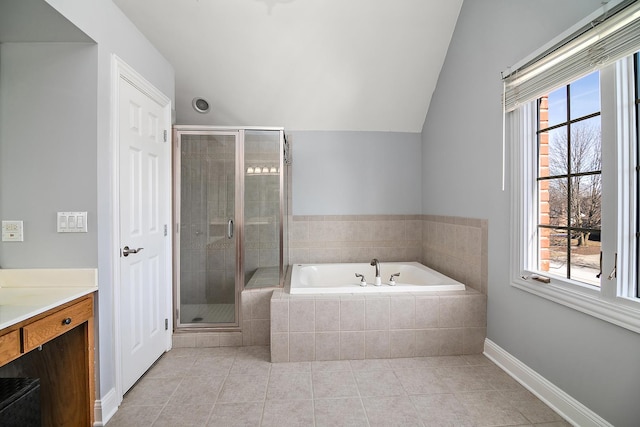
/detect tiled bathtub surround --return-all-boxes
[270,288,487,363]
[290,215,423,265]
[290,214,488,294]
[422,215,488,294]
[241,288,273,346]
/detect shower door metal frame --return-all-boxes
[173,127,244,330]
[172,126,286,332]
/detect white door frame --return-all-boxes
[110,54,173,403]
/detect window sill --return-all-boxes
[511,276,640,334]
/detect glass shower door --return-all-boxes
[243,130,283,289]
[176,131,240,327]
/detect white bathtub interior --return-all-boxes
[290,262,466,294]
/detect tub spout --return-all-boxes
[370,259,382,286]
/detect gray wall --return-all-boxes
[0,42,97,267]
[0,0,175,412]
[421,1,640,426]
[290,131,422,215]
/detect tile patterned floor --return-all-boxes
[106,346,571,427]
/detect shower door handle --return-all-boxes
[227,219,234,239]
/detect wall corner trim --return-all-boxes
[483,339,612,427]
[93,387,119,427]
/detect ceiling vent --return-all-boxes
[192,97,210,114]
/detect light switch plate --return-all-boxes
[57,212,88,233]
[2,220,24,241]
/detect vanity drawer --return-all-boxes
[22,298,93,353]
[0,329,21,366]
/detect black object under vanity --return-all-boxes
[0,377,41,427]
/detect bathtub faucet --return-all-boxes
[370,258,382,286]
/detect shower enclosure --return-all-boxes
[173,126,288,329]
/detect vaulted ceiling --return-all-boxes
[113,0,462,132]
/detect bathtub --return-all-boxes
[290,261,465,294]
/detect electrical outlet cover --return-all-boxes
[2,220,24,241]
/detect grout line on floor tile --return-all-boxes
[352,366,371,427]
[201,350,235,426]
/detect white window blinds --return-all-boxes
[503,0,640,112]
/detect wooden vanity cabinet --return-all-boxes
[0,329,21,366]
[22,297,93,353]
[0,293,95,427]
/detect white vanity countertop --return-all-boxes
[0,269,98,330]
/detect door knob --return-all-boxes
[122,246,144,257]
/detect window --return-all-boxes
[537,72,602,287]
[505,0,640,333]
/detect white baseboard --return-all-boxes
[483,339,612,427]
[93,387,119,427]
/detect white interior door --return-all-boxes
[118,75,171,393]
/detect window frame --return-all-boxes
[510,57,640,334]
[635,52,640,300]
